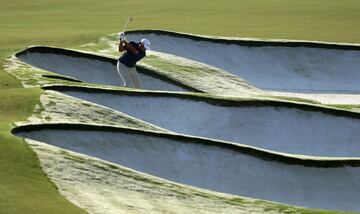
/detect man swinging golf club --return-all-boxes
[116,32,151,88]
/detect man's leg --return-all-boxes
[129,67,141,88]
[117,62,134,87]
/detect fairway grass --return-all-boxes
[1,0,360,59]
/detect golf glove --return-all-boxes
[118,32,126,41]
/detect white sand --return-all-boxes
[17,129,360,212]
[16,49,192,92]
[65,90,360,158]
[129,32,360,104]
[28,139,271,214]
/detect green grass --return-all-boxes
[1,0,360,59]
[0,71,22,89]
[328,104,360,112]
[0,88,40,122]
[0,87,84,213]
[0,58,22,90]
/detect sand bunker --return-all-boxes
[13,126,360,212]
[13,32,360,212]
[57,88,360,158]
[16,46,196,92]
[128,30,360,103]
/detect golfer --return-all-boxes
[116,32,151,88]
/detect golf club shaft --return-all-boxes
[122,17,132,32]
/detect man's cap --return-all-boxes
[140,38,151,50]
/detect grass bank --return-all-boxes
[0,87,84,213]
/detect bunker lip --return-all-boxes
[125,30,360,104]
[42,74,83,83]
[15,46,199,92]
[126,29,360,50]
[43,85,357,117]
[12,123,360,212]
[11,123,360,166]
[43,86,360,159]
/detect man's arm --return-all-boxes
[123,41,139,55]
[118,41,139,54]
[118,41,126,52]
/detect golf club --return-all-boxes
[122,17,133,32]
[116,61,127,87]
[116,17,133,87]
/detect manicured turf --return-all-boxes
[0,71,22,89]
[1,0,360,59]
[0,87,84,213]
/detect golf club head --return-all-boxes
[122,17,134,32]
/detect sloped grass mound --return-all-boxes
[0,88,84,213]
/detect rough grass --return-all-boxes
[0,70,22,89]
[0,87,84,213]
[0,88,41,123]
[0,58,22,90]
